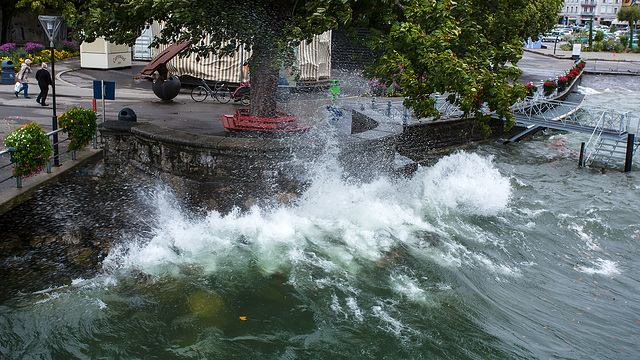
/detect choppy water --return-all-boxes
[1,76,639,359]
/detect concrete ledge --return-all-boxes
[0,148,104,216]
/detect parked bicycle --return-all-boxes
[190,78,233,104]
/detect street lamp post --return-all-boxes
[38,15,63,167]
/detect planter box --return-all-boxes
[80,38,131,69]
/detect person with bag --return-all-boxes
[14,59,32,99]
[35,63,52,106]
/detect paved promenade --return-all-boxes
[1,50,639,215]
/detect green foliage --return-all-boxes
[620,35,629,48]
[57,107,98,151]
[4,122,52,179]
[362,0,563,134]
[594,30,606,42]
[618,6,640,48]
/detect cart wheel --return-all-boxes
[190,86,208,102]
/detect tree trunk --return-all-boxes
[248,43,279,118]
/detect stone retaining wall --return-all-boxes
[99,115,402,210]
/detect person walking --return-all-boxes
[35,63,52,106]
[14,59,32,99]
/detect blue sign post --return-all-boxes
[93,80,115,122]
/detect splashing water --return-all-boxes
[2,113,640,359]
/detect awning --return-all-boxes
[141,40,191,76]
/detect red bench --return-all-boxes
[222,109,311,132]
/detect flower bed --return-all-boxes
[543,60,585,97]
[0,41,79,67]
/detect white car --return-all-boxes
[541,33,561,42]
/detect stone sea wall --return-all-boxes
[99,115,401,210]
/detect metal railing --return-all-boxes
[368,93,467,125]
[0,129,99,188]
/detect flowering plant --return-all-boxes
[23,42,44,53]
[0,43,16,53]
[557,75,569,90]
[4,122,52,178]
[543,79,557,96]
[367,78,402,97]
[524,83,538,96]
[57,107,98,151]
[60,40,79,53]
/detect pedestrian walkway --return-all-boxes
[525,47,640,75]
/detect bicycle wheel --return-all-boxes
[191,86,209,102]
[214,87,233,104]
[240,95,250,106]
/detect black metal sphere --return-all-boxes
[152,74,181,100]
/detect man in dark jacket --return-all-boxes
[35,63,52,106]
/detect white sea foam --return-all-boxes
[409,152,512,216]
[102,151,513,292]
[577,258,620,275]
[578,86,601,95]
[391,274,433,305]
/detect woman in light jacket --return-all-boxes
[14,59,32,99]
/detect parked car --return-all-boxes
[541,33,561,42]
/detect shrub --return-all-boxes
[367,78,401,97]
[594,31,606,42]
[614,43,625,53]
[4,122,52,178]
[560,43,573,51]
[57,107,98,151]
[620,35,629,48]
[59,40,79,53]
[0,42,16,53]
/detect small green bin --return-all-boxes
[329,79,340,96]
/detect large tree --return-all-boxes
[69,0,562,125]
[69,0,351,118]
[618,5,640,49]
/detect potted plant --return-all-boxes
[557,75,569,92]
[524,83,538,97]
[57,107,98,151]
[3,122,52,178]
[543,79,557,97]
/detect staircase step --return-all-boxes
[592,153,626,160]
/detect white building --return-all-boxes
[561,0,622,27]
